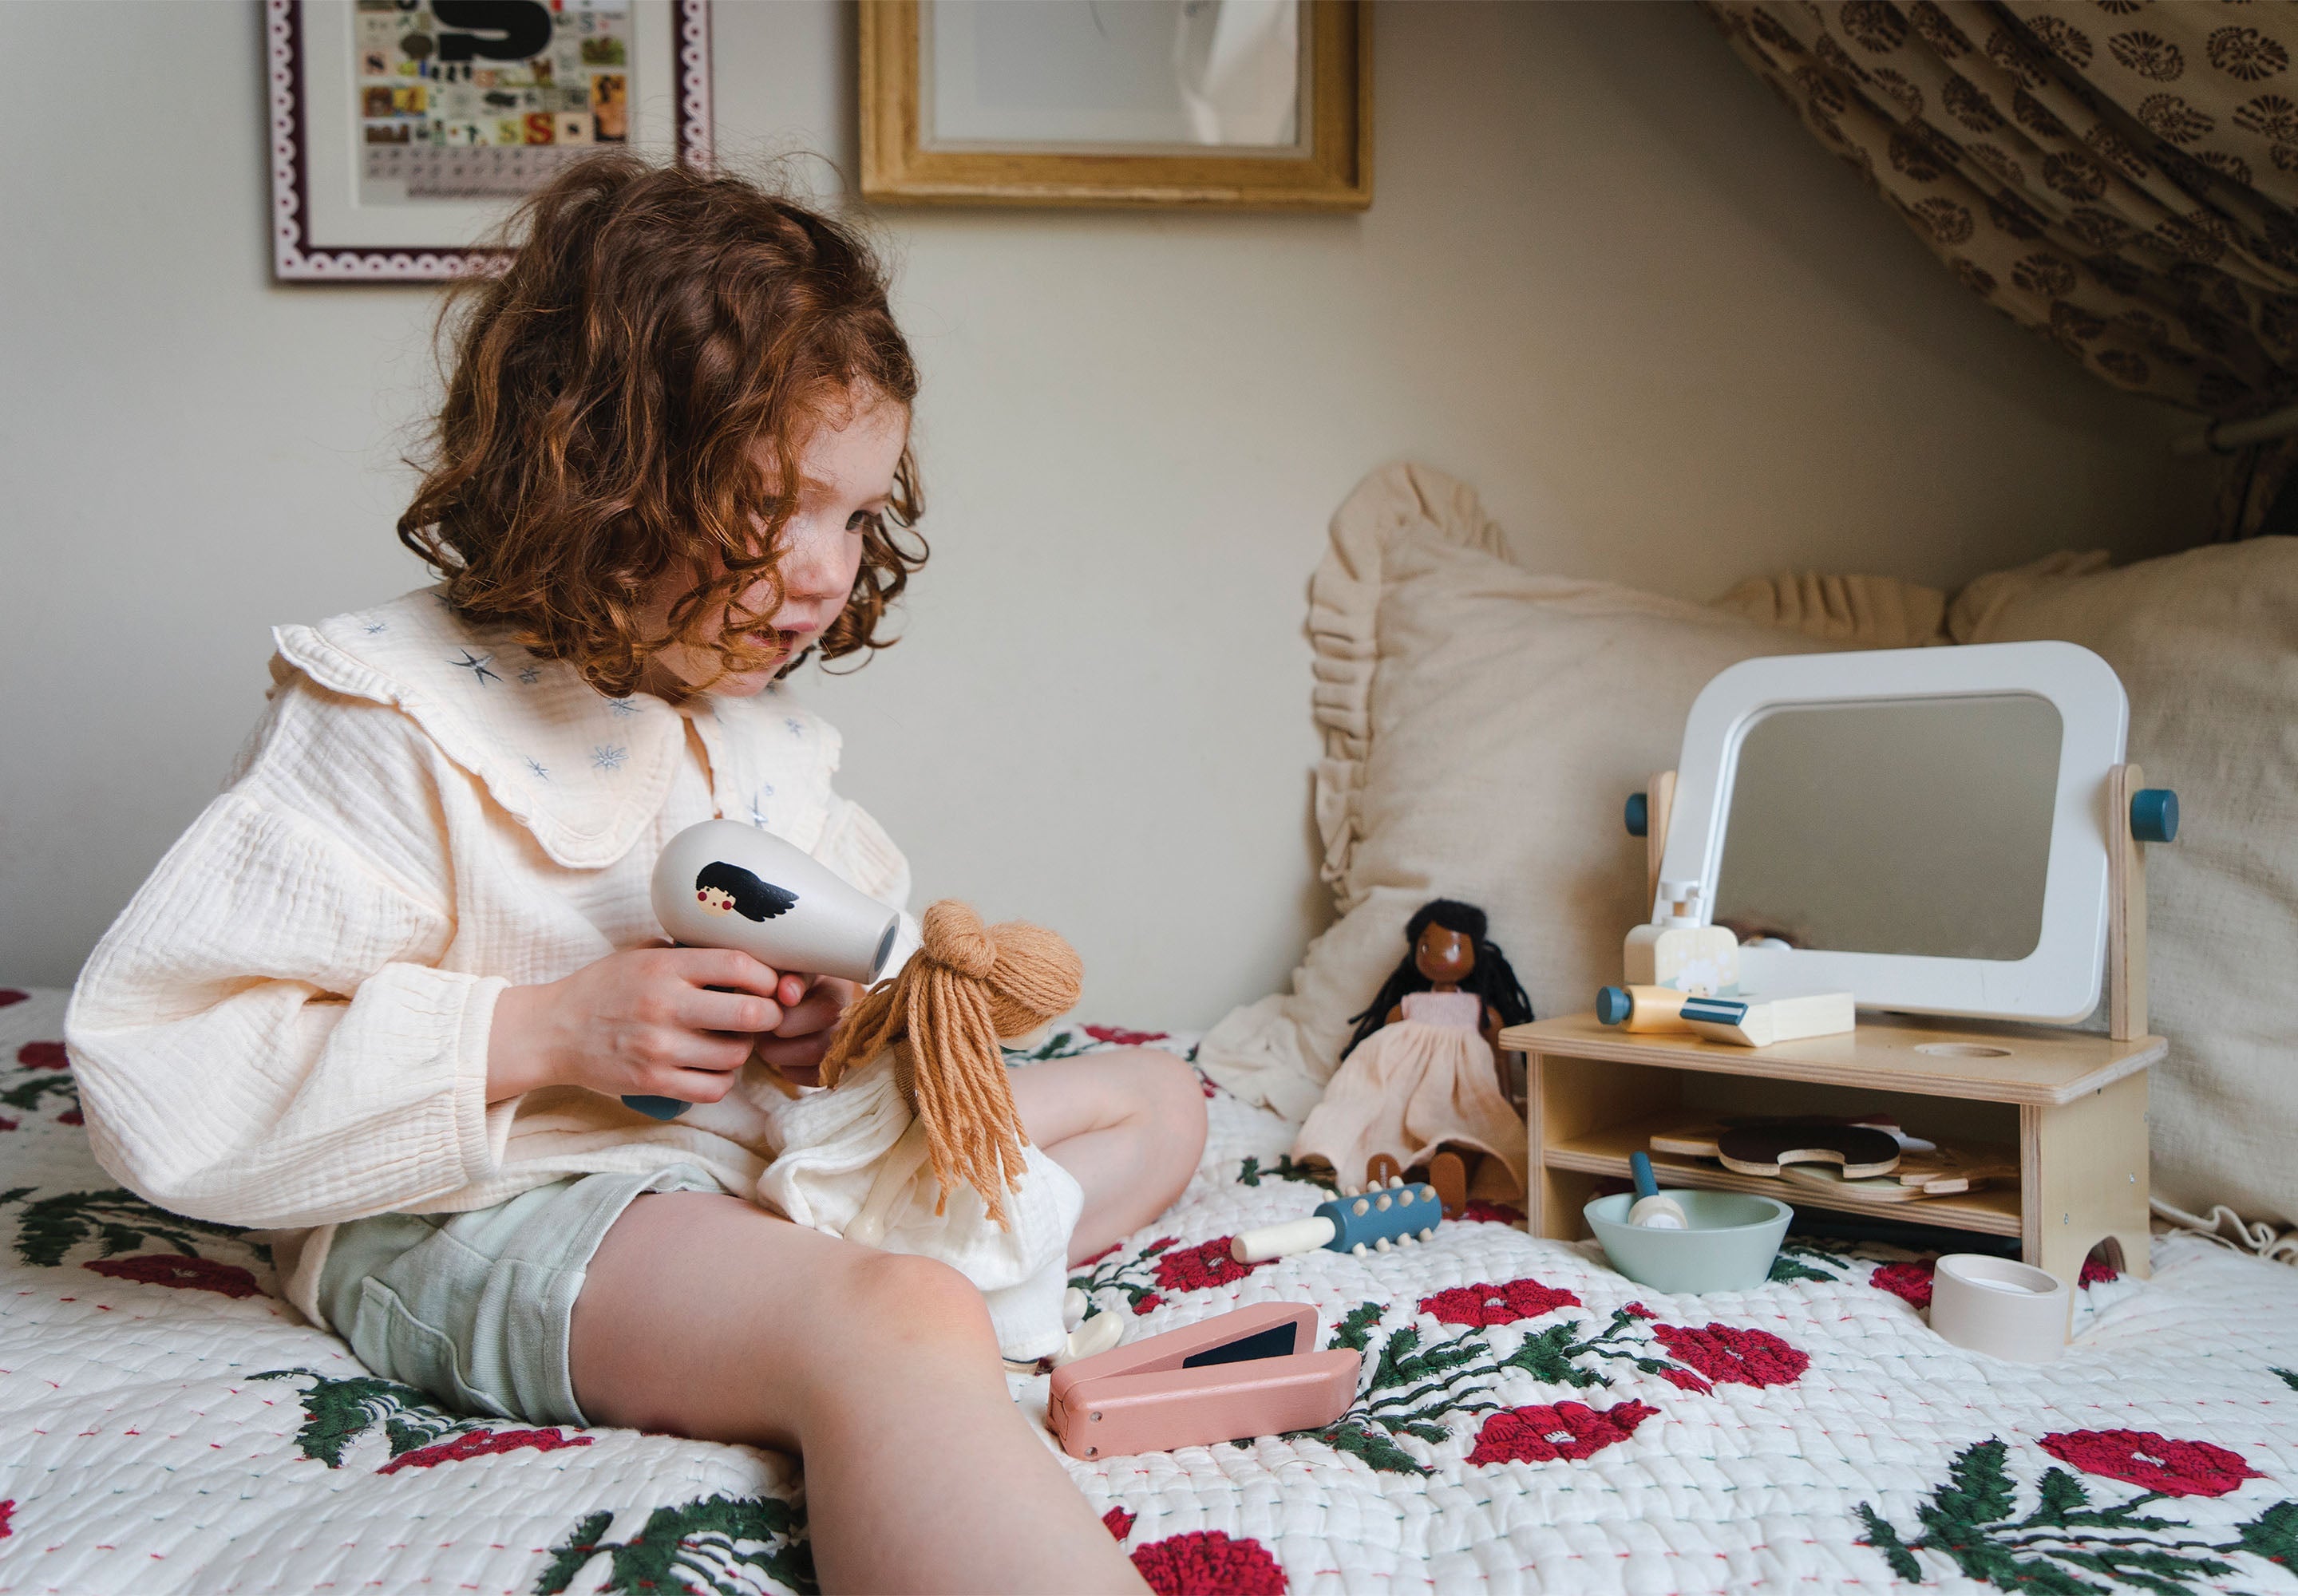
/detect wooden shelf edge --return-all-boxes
[1543,1144,2024,1238]
[1503,1017,2167,1107]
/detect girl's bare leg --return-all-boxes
[571,1192,1147,1595]
[1005,1048,1208,1262]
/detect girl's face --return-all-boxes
[637,392,909,699]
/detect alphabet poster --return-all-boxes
[268,0,710,279]
[354,0,633,203]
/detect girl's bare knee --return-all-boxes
[1138,1051,1208,1169]
[838,1250,1000,1353]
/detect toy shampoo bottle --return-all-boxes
[1622,879,1739,997]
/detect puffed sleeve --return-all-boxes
[65,683,507,1229]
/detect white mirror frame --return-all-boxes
[1656,640,2129,1025]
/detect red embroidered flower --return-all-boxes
[0,989,27,1008]
[0,1499,13,1538]
[57,1109,82,1127]
[1102,1505,1137,1541]
[1469,1400,1658,1465]
[1152,1238,1266,1294]
[2039,1430,2263,1498]
[84,1254,261,1299]
[1870,1261,1935,1308]
[1458,1200,1525,1225]
[1655,1365,1714,1395]
[2079,1255,2120,1287]
[1419,1277,1581,1327]
[1651,1323,1810,1388]
[0,1118,16,1133]
[15,1041,66,1070]
[1132,1293,1165,1316]
[1623,1302,1655,1320]
[377,1428,592,1473]
[1085,1025,1170,1048]
[1130,1530,1287,1596]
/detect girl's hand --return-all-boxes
[750,975,862,1087]
[486,944,788,1104]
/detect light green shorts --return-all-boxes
[316,1165,718,1428]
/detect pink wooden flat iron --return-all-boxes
[1046,1302,1359,1460]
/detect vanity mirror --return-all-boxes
[1653,642,2130,1024]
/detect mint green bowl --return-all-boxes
[1583,1190,1792,1294]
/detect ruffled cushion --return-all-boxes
[1197,464,1838,1120]
[1952,539,2298,1232]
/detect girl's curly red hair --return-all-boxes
[398,155,926,697]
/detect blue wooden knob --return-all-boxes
[622,1095,690,1120]
[2130,788,2179,844]
[1624,792,1649,838]
[1597,986,1632,1025]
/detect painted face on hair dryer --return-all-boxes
[651,819,900,986]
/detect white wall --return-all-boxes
[0,1,2213,1028]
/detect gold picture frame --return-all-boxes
[859,1,1370,211]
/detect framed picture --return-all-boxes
[267,0,714,282]
[860,0,1369,211]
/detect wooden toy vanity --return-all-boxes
[1498,763,2169,1287]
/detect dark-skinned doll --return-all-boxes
[1290,899,1533,1215]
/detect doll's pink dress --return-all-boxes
[1291,989,1528,1194]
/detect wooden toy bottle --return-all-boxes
[1622,879,1739,996]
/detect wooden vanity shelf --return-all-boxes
[1500,760,2173,1292]
[1501,1012,2162,1282]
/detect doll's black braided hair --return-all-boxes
[1340,899,1535,1061]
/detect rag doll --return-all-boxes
[1291,898,1534,1215]
[753,900,1110,1365]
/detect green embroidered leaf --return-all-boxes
[1236,1154,1339,1191]
[2048,1544,2231,1596]
[1861,1435,2264,1596]
[1497,1321,1609,1389]
[2029,1467,2092,1525]
[1934,1439,2019,1528]
[2272,1367,2298,1394]
[2,1188,254,1270]
[1003,1029,1091,1063]
[1767,1254,1840,1283]
[535,1493,816,1596]
[1316,1420,1429,1477]
[1854,1502,1923,1584]
[0,1075,77,1114]
[2225,1499,2298,1566]
[253,1368,476,1468]
[1328,1301,1384,1354]
[535,1510,615,1595]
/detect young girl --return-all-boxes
[65,156,1203,1595]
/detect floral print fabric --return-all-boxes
[1710,0,2298,532]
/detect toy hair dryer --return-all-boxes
[624,818,903,1120]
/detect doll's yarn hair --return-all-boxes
[1340,898,1535,1061]
[818,900,1082,1227]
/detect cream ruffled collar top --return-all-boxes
[69,587,915,1326]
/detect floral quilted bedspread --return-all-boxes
[2,987,2295,1596]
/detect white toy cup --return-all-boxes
[1927,1254,2069,1363]
[626,820,903,1120]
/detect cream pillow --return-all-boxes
[1198,464,1851,1120]
[1950,540,2298,1232]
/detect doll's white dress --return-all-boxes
[1291,989,1528,1193]
[752,1049,1081,1363]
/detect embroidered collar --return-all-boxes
[272,587,684,868]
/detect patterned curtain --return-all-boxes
[1708,1,2298,537]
